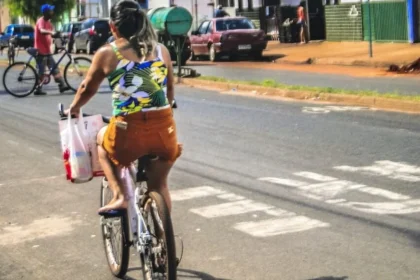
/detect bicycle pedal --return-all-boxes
[98,209,125,218]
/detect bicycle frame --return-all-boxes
[101,162,153,254]
[26,48,73,82]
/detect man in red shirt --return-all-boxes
[34,4,69,95]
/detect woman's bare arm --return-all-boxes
[159,44,175,105]
[68,46,115,113]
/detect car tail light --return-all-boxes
[89,27,96,36]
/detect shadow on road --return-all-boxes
[308,277,348,280]
[125,267,229,280]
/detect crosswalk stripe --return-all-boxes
[190,200,275,218]
[294,172,337,182]
[233,217,330,237]
[171,186,226,201]
[259,177,307,187]
[357,186,411,200]
[217,193,245,201]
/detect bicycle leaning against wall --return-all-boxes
[2,36,92,98]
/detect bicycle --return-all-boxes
[2,37,92,98]
[58,103,181,280]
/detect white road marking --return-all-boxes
[53,156,62,162]
[0,175,63,187]
[190,200,274,218]
[264,208,296,218]
[259,177,307,187]
[357,186,411,200]
[28,147,43,154]
[0,216,83,246]
[335,160,420,182]
[234,216,330,237]
[217,193,245,201]
[171,186,226,201]
[339,200,420,215]
[7,140,19,146]
[302,106,369,114]
[294,172,337,182]
[299,181,365,199]
[326,199,347,204]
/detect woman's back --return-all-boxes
[107,41,169,116]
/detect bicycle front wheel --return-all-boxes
[64,57,92,92]
[2,62,37,98]
[141,191,177,280]
[100,178,130,278]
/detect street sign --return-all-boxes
[348,5,359,17]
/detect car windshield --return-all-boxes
[215,19,255,31]
[95,21,109,32]
[73,24,81,32]
[13,26,34,34]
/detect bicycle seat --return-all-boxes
[27,48,38,57]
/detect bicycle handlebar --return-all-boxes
[58,100,177,124]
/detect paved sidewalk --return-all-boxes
[264,41,420,67]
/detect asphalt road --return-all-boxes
[3,51,420,95]
[1,83,420,280]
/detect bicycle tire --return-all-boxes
[63,56,92,92]
[2,62,37,98]
[100,178,130,278]
[141,191,177,280]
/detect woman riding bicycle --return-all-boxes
[65,0,181,214]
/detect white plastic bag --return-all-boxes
[62,110,93,183]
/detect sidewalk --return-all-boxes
[263,41,420,68]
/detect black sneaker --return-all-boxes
[34,89,47,96]
[59,85,71,93]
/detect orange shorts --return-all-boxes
[102,108,180,166]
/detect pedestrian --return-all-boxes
[214,5,230,18]
[296,2,306,44]
[34,4,70,95]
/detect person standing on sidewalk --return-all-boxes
[34,4,70,95]
[214,5,230,18]
[296,2,306,44]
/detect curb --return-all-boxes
[181,78,420,114]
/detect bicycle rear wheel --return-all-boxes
[2,62,37,98]
[141,191,177,280]
[64,57,92,92]
[100,178,130,278]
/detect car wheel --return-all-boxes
[86,41,93,55]
[209,44,218,62]
[191,50,198,61]
[253,50,264,61]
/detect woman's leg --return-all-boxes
[97,126,127,213]
[146,159,174,212]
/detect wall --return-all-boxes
[174,0,213,31]
[362,0,408,42]
[0,4,11,32]
[148,0,170,9]
[325,3,363,41]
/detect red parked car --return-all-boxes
[189,17,267,62]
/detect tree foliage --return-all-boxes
[7,0,75,24]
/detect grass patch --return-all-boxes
[196,76,420,102]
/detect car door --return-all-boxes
[1,25,13,47]
[195,21,210,55]
[202,21,214,55]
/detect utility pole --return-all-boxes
[367,0,373,57]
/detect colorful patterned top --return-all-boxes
[108,42,169,116]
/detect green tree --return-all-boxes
[7,0,76,24]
